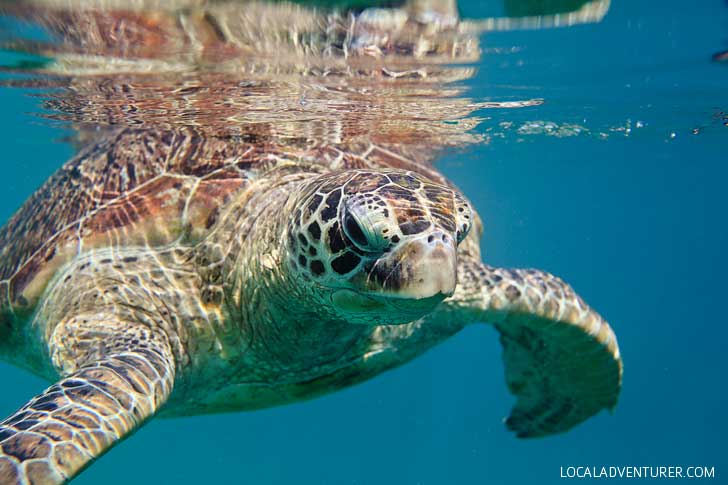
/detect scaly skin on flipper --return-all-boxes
[445,260,621,437]
[0,321,174,482]
[0,243,203,483]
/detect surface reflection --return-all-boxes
[0,0,609,152]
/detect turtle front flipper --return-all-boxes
[0,315,175,484]
[450,261,622,438]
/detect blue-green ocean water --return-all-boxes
[0,0,727,483]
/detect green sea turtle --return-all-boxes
[0,0,620,483]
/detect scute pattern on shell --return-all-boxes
[0,128,257,309]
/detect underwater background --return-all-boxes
[0,0,726,483]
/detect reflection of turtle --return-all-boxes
[0,1,621,483]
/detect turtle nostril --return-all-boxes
[426,231,452,246]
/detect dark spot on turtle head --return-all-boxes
[298,255,307,266]
[369,264,402,290]
[309,247,317,256]
[310,260,325,276]
[331,252,362,275]
[328,223,346,253]
[308,221,321,240]
[399,220,430,235]
[423,184,448,200]
[297,234,309,247]
[378,185,413,202]
[389,173,421,189]
[320,190,342,222]
[391,235,401,244]
[306,194,323,219]
[432,210,456,232]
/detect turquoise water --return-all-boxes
[0,0,727,483]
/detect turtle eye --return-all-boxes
[342,206,388,253]
[455,201,472,244]
[456,222,471,244]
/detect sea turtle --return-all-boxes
[0,0,621,483]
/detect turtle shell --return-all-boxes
[0,128,259,313]
[0,128,449,314]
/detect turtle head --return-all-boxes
[283,169,472,325]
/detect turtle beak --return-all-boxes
[367,229,457,300]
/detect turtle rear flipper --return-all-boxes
[452,263,622,437]
[0,315,175,484]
